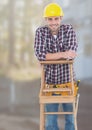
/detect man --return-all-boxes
[34,3,78,130]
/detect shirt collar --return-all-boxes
[45,25,62,35]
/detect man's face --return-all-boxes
[45,16,62,33]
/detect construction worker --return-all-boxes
[34,3,78,130]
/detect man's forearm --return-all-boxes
[46,50,76,60]
[46,52,64,60]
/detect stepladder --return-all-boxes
[39,59,80,130]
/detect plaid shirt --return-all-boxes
[34,24,78,84]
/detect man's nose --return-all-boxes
[52,20,56,24]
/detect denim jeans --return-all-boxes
[45,103,75,130]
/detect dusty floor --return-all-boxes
[0,77,92,130]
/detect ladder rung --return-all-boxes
[44,112,74,115]
[43,88,71,92]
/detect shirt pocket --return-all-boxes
[46,40,57,53]
[58,38,68,51]
[57,37,65,52]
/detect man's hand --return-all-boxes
[62,50,77,59]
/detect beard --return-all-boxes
[49,24,60,34]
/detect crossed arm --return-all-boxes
[46,50,76,60]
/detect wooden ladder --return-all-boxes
[39,60,80,130]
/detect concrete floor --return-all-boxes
[0,77,92,130]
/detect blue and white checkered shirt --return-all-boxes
[34,24,78,84]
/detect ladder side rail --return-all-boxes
[70,63,75,95]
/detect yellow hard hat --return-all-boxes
[43,3,64,17]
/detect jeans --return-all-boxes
[45,103,75,130]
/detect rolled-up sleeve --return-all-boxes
[66,25,78,51]
[34,28,46,61]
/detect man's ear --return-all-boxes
[45,18,47,21]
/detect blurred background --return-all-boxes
[0,0,92,130]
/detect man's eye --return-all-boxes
[55,18,59,20]
[48,18,52,21]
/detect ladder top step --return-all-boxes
[42,88,71,92]
[40,59,74,65]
